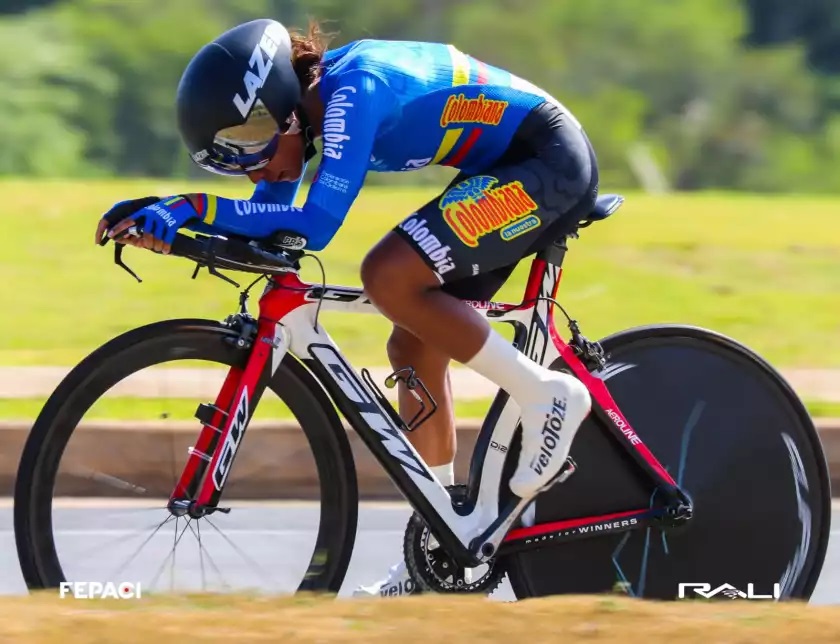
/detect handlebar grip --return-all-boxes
[169,232,209,260]
[168,231,298,271]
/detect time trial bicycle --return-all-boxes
[14,193,831,599]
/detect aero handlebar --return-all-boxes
[109,227,307,285]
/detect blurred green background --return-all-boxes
[1,0,839,418]
[5,0,840,191]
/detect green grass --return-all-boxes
[804,400,840,419]
[0,396,494,422]
[2,179,840,368]
[1,396,837,421]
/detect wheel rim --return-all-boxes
[16,325,355,595]
[507,332,829,600]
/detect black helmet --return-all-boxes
[176,19,302,175]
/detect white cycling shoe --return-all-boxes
[508,372,591,499]
[352,561,417,598]
[355,374,589,598]
[352,558,475,597]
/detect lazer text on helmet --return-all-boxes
[233,23,286,118]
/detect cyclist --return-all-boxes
[96,18,597,597]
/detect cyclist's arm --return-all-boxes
[180,176,304,234]
[250,176,306,204]
[179,71,393,251]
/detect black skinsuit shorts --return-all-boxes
[393,100,599,300]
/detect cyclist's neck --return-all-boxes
[301,79,325,139]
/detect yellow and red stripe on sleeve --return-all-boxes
[188,194,219,225]
[430,47,491,168]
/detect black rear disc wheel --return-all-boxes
[14,319,358,594]
[505,324,831,600]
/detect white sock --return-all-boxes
[464,328,553,403]
[466,328,591,499]
[430,462,454,486]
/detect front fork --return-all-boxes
[167,313,274,518]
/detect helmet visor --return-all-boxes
[192,101,299,176]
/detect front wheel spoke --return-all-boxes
[195,520,207,591]
[67,518,174,563]
[170,517,178,592]
[187,520,230,592]
[105,514,177,580]
[147,517,192,592]
[82,469,148,495]
[204,517,276,589]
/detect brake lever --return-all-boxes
[114,244,143,283]
[101,225,144,283]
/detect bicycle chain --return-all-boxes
[403,485,506,594]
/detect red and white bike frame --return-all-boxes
[169,249,683,565]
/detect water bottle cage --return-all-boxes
[360,366,439,432]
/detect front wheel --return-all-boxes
[14,319,359,595]
[505,324,831,601]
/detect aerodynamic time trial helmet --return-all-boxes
[176,19,302,176]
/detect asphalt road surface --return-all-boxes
[1,500,839,603]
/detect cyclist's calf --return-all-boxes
[386,326,448,372]
[386,326,457,466]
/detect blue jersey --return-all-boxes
[190,40,577,251]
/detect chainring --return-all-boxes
[403,485,506,594]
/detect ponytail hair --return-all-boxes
[290,19,333,91]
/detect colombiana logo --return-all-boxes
[440,176,541,247]
[440,94,509,128]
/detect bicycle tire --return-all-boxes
[503,324,831,600]
[14,318,358,594]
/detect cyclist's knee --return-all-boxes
[361,237,401,298]
[361,233,436,302]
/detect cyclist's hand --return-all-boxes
[95,196,159,246]
[100,196,198,255]
[97,217,144,249]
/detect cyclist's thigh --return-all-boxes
[393,155,596,286]
[441,264,517,302]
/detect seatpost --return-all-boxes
[538,237,569,268]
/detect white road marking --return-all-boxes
[0,529,405,537]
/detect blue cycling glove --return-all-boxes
[101,196,161,229]
[133,196,199,245]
